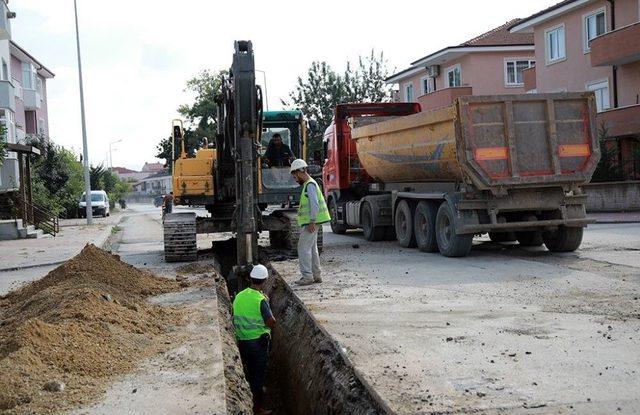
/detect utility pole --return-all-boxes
[109,139,122,169]
[74,0,92,224]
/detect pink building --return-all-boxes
[10,41,54,143]
[510,0,640,180]
[386,20,534,111]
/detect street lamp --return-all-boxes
[109,139,122,169]
[255,69,269,110]
[74,0,92,225]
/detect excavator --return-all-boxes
[163,40,319,279]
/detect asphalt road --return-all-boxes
[274,223,640,414]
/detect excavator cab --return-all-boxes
[258,110,308,203]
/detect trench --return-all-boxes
[211,238,393,415]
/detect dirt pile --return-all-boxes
[0,244,184,414]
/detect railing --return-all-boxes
[0,193,59,236]
[591,159,640,183]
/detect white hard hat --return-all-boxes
[290,159,308,174]
[250,264,269,280]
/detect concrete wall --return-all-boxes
[617,61,640,108]
[585,181,640,211]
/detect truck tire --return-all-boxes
[413,201,438,252]
[516,231,544,247]
[543,227,583,252]
[362,202,385,241]
[435,201,473,257]
[394,200,416,248]
[489,232,516,243]
[329,198,347,235]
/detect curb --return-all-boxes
[0,223,116,273]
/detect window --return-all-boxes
[584,9,606,52]
[420,76,434,95]
[545,25,566,64]
[446,65,461,88]
[586,79,610,112]
[505,59,535,86]
[21,62,35,89]
[38,118,46,135]
[1,59,7,81]
[404,83,414,102]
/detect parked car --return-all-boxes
[78,190,110,218]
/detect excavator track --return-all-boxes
[269,211,323,257]
[163,212,197,262]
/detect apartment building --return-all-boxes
[0,0,54,193]
[386,20,534,111]
[510,0,640,179]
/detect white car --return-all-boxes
[78,190,110,218]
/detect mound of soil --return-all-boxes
[0,244,184,414]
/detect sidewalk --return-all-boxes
[0,212,122,295]
[588,211,640,223]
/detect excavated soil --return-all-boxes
[0,244,185,415]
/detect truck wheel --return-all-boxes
[413,201,438,252]
[516,231,543,247]
[543,227,583,252]
[329,198,347,235]
[362,202,385,241]
[489,232,516,243]
[435,201,473,257]
[395,200,416,248]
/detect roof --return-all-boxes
[509,0,596,33]
[460,19,534,47]
[9,41,55,78]
[386,20,534,83]
[141,162,165,172]
[139,170,171,180]
[112,167,137,174]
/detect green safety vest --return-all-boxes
[232,288,271,341]
[297,178,331,226]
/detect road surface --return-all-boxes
[274,223,640,414]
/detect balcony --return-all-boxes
[23,88,41,110]
[417,86,473,112]
[590,22,640,66]
[0,80,15,112]
[596,104,640,137]
[523,66,536,92]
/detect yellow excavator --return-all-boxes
[163,41,320,276]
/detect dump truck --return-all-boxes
[164,41,317,275]
[322,93,600,257]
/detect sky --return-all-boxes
[11,0,559,171]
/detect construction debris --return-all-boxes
[0,244,185,414]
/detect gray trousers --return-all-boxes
[298,225,321,281]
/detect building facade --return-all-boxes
[387,20,535,111]
[510,0,640,180]
[0,1,54,192]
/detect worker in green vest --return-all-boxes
[290,159,331,286]
[232,264,276,415]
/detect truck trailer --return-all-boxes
[322,93,600,257]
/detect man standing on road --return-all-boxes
[162,191,173,217]
[290,159,331,286]
[232,264,276,415]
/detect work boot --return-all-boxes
[313,275,322,283]
[294,278,314,286]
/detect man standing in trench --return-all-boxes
[290,159,331,285]
[232,264,276,415]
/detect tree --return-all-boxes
[156,69,226,170]
[0,124,7,166]
[284,50,393,158]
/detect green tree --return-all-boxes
[0,124,7,166]
[284,50,393,157]
[156,69,226,170]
